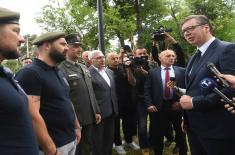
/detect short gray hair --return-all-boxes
[88,50,103,60]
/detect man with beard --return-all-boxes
[58,34,101,155]
[15,32,81,155]
[0,7,38,155]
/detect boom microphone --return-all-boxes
[207,62,230,87]
[200,78,235,108]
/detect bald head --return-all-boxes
[106,52,119,68]
[158,49,176,67]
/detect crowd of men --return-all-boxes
[1,6,235,155]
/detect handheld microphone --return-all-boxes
[207,62,230,87]
[200,78,235,108]
[169,77,186,96]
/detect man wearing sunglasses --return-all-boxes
[179,15,235,155]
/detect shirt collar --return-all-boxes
[33,58,57,70]
[92,65,105,72]
[161,65,173,70]
[66,59,76,65]
[198,37,215,56]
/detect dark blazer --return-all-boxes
[185,39,235,138]
[58,60,100,126]
[89,66,118,119]
[144,66,185,110]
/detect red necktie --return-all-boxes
[165,67,170,99]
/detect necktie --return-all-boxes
[165,67,170,99]
[189,50,201,76]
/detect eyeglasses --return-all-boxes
[181,24,205,35]
[94,56,105,60]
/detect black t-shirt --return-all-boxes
[108,65,134,108]
[0,66,38,155]
[15,59,76,147]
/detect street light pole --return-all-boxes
[97,0,105,55]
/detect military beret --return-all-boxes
[0,7,20,24]
[65,33,81,45]
[33,32,65,46]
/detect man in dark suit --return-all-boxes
[58,34,101,155]
[144,49,187,155]
[179,15,235,155]
[88,50,118,155]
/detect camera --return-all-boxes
[152,26,172,41]
[127,55,149,69]
[123,45,132,53]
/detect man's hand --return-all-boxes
[135,66,148,75]
[179,95,194,110]
[219,74,235,88]
[147,105,158,112]
[95,114,102,124]
[164,32,177,44]
[75,128,81,144]
[171,102,182,111]
[224,98,235,114]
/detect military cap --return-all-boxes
[33,32,65,46]
[0,7,20,24]
[65,33,82,45]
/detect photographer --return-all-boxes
[152,30,186,67]
[106,51,139,154]
[132,47,151,155]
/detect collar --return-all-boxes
[92,65,105,72]
[33,58,57,70]
[66,59,76,65]
[198,37,215,56]
[161,65,173,70]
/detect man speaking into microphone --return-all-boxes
[179,15,235,155]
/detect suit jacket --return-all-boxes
[185,39,235,138]
[144,66,185,110]
[89,66,118,119]
[58,60,100,126]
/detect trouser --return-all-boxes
[149,107,187,155]
[188,130,235,155]
[136,97,150,149]
[75,124,93,155]
[39,140,77,155]
[92,115,115,155]
[114,106,137,145]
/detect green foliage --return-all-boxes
[34,0,235,59]
[2,59,22,73]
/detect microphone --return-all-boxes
[169,77,186,96]
[207,62,230,87]
[200,78,235,108]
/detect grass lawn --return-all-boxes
[112,136,191,155]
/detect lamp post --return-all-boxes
[97,0,105,55]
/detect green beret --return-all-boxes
[0,7,20,24]
[65,33,81,45]
[33,32,65,46]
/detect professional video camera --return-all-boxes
[128,55,149,69]
[152,26,172,41]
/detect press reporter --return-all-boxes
[151,32,186,67]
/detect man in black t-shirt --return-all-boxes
[16,32,81,155]
[0,7,38,155]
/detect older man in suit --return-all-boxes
[179,15,235,155]
[58,34,101,155]
[144,49,187,155]
[88,50,118,155]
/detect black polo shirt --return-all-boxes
[15,59,76,147]
[0,66,38,155]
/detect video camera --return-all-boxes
[126,55,149,69]
[152,26,172,41]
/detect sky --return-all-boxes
[0,0,49,35]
